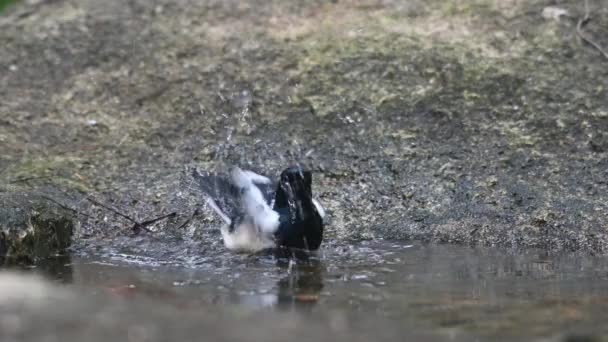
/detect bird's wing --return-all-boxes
[192,167,277,222]
[192,168,242,222]
[231,169,276,205]
[252,179,276,206]
[312,198,325,219]
[230,167,280,234]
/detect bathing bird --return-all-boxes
[192,165,325,253]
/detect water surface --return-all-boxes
[4,241,608,341]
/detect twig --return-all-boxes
[132,212,176,234]
[176,208,201,230]
[86,196,176,234]
[137,212,177,229]
[86,196,137,223]
[577,0,608,60]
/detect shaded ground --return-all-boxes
[1,0,608,255]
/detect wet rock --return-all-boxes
[0,192,74,264]
[589,132,608,153]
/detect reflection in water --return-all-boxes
[239,250,325,310]
[2,255,74,283]
[35,255,74,283]
[6,241,608,340]
[276,257,324,310]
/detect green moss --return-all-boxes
[1,202,74,264]
[291,34,434,116]
[0,0,18,13]
[439,0,494,17]
[289,29,527,124]
[2,156,91,193]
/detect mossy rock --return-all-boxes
[0,193,74,264]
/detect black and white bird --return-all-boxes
[193,165,325,253]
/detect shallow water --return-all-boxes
[4,241,608,341]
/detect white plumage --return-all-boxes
[199,166,326,253]
[220,220,276,252]
[205,168,279,253]
[231,168,280,235]
[312,199,325,219]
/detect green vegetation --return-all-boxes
[0,0,17,13]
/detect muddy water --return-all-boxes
[3,241,608,341]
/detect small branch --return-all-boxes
[139,212,177,226]
[86,196,177,234]
[577,0,608,60]
[86,196,137,223]
[176,208,201,230]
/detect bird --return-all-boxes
[192,165,325,253]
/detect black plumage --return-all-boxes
[193,165,324,252]
[273,166,324,250]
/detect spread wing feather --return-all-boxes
[192,168,242,221]
[192,167,277,222]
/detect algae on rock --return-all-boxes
[0,193,74,264]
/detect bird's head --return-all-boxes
[274,165,313,212]
[273,165,324,251]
